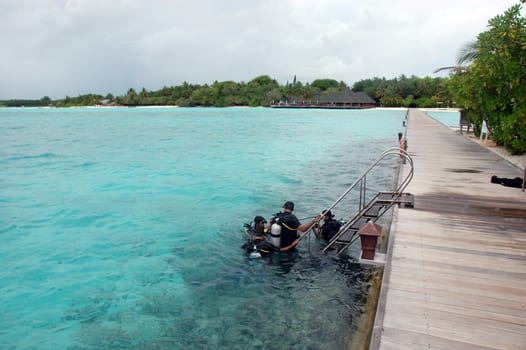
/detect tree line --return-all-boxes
[0,75,452,108]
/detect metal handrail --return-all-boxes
[321,147,414,254]
[323,147,413,214]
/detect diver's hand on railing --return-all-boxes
[280,239,299,251]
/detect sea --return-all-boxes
[425,109,461,127]
[0,107,456,349]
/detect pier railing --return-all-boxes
[319,147,414,254]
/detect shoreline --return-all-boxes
[1,105,460,111]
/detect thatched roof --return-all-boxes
[316,89,376,104]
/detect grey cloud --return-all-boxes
[0,0,519,99]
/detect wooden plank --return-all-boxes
[382,310,525,348]
[385,287,525,319]
[380,327,513,350]
[372,109,526,350]
[385,293,526,327]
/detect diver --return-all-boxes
[269,201,320,252]
[241,216,277,258]
[312,209,342,243]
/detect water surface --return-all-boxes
[0,107,405,349]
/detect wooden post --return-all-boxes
[522,166,525,192]
[358,222,382,260]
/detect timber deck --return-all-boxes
[371,109,526,350]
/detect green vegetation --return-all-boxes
[54,94,107,107]
[0,75,451,108]
[352,75,452,108]
[0,96,51,107]
[447,3,526,154]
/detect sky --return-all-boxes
[0,0,521,99]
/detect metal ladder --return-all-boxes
[321,147,414,255]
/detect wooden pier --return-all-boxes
[370,109,526,350]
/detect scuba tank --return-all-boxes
[249,244,262,259]
[270,220,281,248]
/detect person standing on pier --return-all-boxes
[398,132,407,160]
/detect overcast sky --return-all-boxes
[0,0,521,99]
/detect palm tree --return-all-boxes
[456,40,479,65]
[434,40,479,73]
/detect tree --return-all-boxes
[244,75,280,106]
[434,40,479,73]
[122,88,139,106]
[351,75,451,107]
[46,73,452,109]
[448,3,526,154]
[311,79,340,91]
[211,81,243,106]
[40,96,51,105]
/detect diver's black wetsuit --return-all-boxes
[241,226,277,256]
[319,219,341,242]
[272,212,300,248]
[242,238,277,256]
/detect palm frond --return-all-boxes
[456,40,479,66]
[433,66,466,74]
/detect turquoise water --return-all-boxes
[426,110,460,127]
[0,107,405,349]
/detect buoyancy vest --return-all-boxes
[242,238,276,256]
[273,212,300,248]
[321,219,342,242]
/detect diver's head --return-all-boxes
[322,209,334,221]
[254,215,267,227]
[283,201,294,212]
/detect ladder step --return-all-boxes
[336,245,348,254]
[364,205,383,217]
[336,235,360,254]
[350,218,368,230]
[376,192,414,207]
[376,192,396,202]
[334,229,357,243]
[324,242,348,253]
[401,193,414,208]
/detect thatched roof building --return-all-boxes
[275,88,376,109]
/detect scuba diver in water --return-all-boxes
[269,201,320,252]
[312,209,342,243]
[241,216,277,258]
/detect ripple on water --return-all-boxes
[0,107,404,349]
